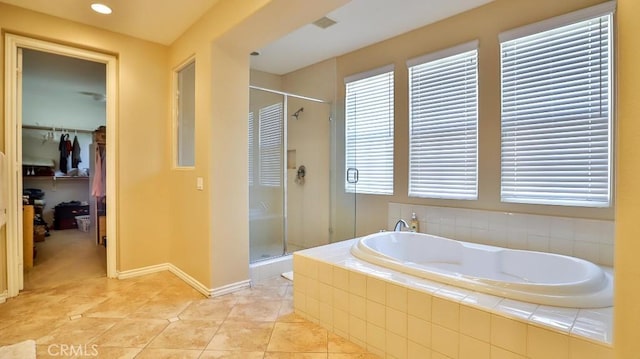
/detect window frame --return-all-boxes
[172,56,196,169]
[344,65,395,196]
[407,41,479,200]
[498,1,615,208]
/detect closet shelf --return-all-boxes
[23,175,89,180]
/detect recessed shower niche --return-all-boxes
[287,149,296,169]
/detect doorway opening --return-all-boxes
[4,34,118,297]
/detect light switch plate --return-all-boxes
[196,177,204,190]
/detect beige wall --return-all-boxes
[333,0,612,237]
[0,3,172,292]
[283,58,337,102]
[250,69,283,90]
[615,0,640,357]
[168,0,349,288]
[167,0,274,289]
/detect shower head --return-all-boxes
[292,107,304,120]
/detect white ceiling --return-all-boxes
[251,0,494,75]
[1,0,494,75]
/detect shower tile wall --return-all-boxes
[388,203,614,267]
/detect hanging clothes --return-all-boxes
[71,135,81,168]
[100,147,106,195]
[65,135,72,154]
[58,133,69,173]
[91,146,106,197]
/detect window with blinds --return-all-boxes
[248,112,254,186]
[407,42,478,200]
[345,66,394,195]
[500,3,613,207]
[259,103,283,187]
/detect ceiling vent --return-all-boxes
[313,16,337,29]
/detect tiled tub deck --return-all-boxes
[293,239,613,359]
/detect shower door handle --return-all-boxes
[347,167,359,184]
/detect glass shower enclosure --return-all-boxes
[248,86,337,262]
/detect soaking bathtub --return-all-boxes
[350,231,613,308]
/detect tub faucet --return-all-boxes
[394,219,409,232]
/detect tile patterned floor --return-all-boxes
[0,271,380,358]
[23,229,106,291]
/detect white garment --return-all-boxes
[91,148,105,197]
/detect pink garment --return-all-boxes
[91,148,105,197]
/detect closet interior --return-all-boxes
[20,48,107,288]
[21,127,107,269]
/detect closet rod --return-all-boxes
[22,124,95,134]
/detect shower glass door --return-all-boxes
[285,97,332,253]
[248,88,285,262]
[248,87,343,263]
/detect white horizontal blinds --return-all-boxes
[248,112,254,186]
[408,45,478,200]
[259,103,283,187]
[500,11,612,207]
[345,67,394,195]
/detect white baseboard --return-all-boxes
[117,263,170,280]
[167,264,211,297]
[116,263,250,298]
[210,279,251,297]
[0,290,7,304]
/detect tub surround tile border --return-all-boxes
[462,291,503,309]
[571,307,614,343]
[530,306,579,333]
[495,299,539,321]
[293,241,613,359]
[388,203,615,266]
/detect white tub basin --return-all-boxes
[350,231,612,308]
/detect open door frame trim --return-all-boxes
[4,34,118,297]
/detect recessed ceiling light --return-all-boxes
[91,3,112,15]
